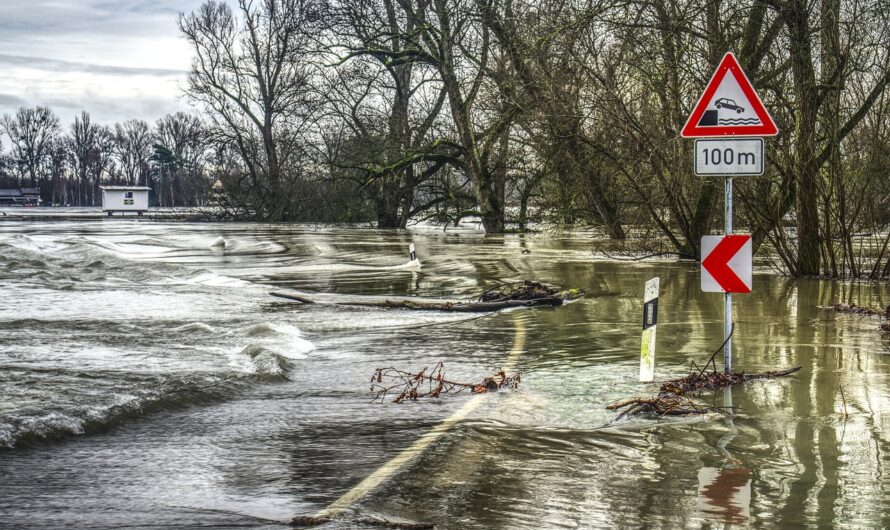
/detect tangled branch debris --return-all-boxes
[606,388,718,420]
[478,280,583,303]
[833,303,890,318]
[666,367,802,394]
[607,329,801,420]
[371,362,520,403]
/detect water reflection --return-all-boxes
[696,465,752,526]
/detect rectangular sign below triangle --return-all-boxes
[681,52,778,138]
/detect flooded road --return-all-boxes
[1,217,888,528]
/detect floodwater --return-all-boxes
[0,216,888,529]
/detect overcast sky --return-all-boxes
[0,0,208,126]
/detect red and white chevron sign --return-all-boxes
[701,235,752,293]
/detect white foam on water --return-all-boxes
[172,322,219,334]
[393,258,422,270]
[2,234,70,253]
[243,322,316,360]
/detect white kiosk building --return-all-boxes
[100,186,150,216]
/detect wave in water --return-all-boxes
[242,322,316,360]
[0,370,287,449]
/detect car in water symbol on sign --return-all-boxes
[714,98,745,113]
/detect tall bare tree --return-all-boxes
[1,106,61,201]
[180,0,319,220]
[113,120,153,187]
[153,112,211,206]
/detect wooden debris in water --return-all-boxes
[371,362,520,403]
[478,280,583,304]
[607,333,801,420]
[833,302,889,318]
[606,388,719,419]
[665,366,801,394]
[831,302,890,335]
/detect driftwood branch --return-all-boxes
[371,362,520,403]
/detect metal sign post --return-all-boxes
[724,177,733,373]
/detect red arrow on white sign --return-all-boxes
[701,235,752,293]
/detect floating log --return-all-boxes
[271,280,583,312]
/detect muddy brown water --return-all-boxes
[0,217,888,528]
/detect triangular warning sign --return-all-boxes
[681,52,778,138]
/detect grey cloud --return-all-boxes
[0,54,185,77]
[0,1,206,43]
[0,94,29,108]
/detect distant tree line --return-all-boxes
[0,108,214,208]
[3,0,890,279]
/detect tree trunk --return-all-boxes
[786,1,822,276]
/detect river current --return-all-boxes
[0,217,888,528]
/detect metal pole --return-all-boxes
[724,176,733,373]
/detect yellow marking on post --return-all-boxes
[314,316,527,520]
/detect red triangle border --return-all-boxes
[681,52,778,138]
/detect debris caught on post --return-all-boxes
[371,362,520,403]
[607,333,801,420]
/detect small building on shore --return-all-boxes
[100,186,150,216]
[0,188,41,207]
